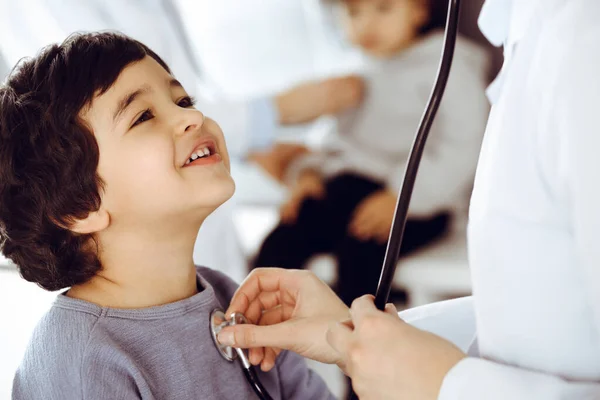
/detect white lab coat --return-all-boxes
[408,0,600,398]
[0,0,263,281]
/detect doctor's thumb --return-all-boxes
[218,324,286,349]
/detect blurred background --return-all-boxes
[0,0,500,398]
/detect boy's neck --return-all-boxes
[67,225,201,309]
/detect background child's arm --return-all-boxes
[275,76,364,125]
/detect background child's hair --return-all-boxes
[419,0,449,35]
[0,32,170,291]
[324,0,450,36]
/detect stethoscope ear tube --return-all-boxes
[374,0,463,311]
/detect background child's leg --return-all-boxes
[335,237,386,306]
[335,213,452,306]
[252,197,334,270]
[253,174,382,271]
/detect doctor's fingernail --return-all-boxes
[218,331,234,346]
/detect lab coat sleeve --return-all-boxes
[400,297,477,354]
[387,56,489,217]
[439,358,600,400]
[439,14,600,400]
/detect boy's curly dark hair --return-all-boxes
[0,32,170,291]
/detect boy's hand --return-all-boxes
[280,171,324,224]
[349,190,397,243]
[276,76,365,125]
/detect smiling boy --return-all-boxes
[0,32,332,400]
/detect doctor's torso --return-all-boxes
[469,0,600,380]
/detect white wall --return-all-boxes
[0,51,9,81]
[175,0,363,100]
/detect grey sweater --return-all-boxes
[287,32,490,218]
[12,267,333,400]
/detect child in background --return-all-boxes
[0,32,333,400]
[254,0,489,307]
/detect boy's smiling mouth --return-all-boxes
[182,137,221,167]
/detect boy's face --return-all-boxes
[342,0,428,57]
[82,57,235,230]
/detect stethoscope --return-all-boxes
[210,309,274,400]
[210,0,462,398]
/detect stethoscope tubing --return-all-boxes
[374,0,463,310]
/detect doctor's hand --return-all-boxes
[280,171,324,224]
[328,295,466,400]
[275,76,364,125]
[217,268,350,371]
[350,190,397,243]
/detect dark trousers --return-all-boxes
[253,174,450,306]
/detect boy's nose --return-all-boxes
[177,109,205,136]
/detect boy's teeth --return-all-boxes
[185,147,214,165]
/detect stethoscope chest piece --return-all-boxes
[210,308,249,362]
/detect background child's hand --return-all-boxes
[349,190,397,243]
[280,171,324,224]
[275,75,365,125]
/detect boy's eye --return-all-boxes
[177,96,196,108]
[132,109,154,128]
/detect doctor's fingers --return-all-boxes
[349,295,393,336]
[258,305,293,327]
[218,322,292,350]
[243,291,285,324]
[260,347,281,372]
[249,347,265,367]
[325,320,355,375]
[226,268,307,316]
[385,303,399,316]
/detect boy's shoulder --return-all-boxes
[13,300,102,399]
[23,298,102,357]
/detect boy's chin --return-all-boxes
[194,179,236,212]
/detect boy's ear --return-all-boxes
[69,208,110,235]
